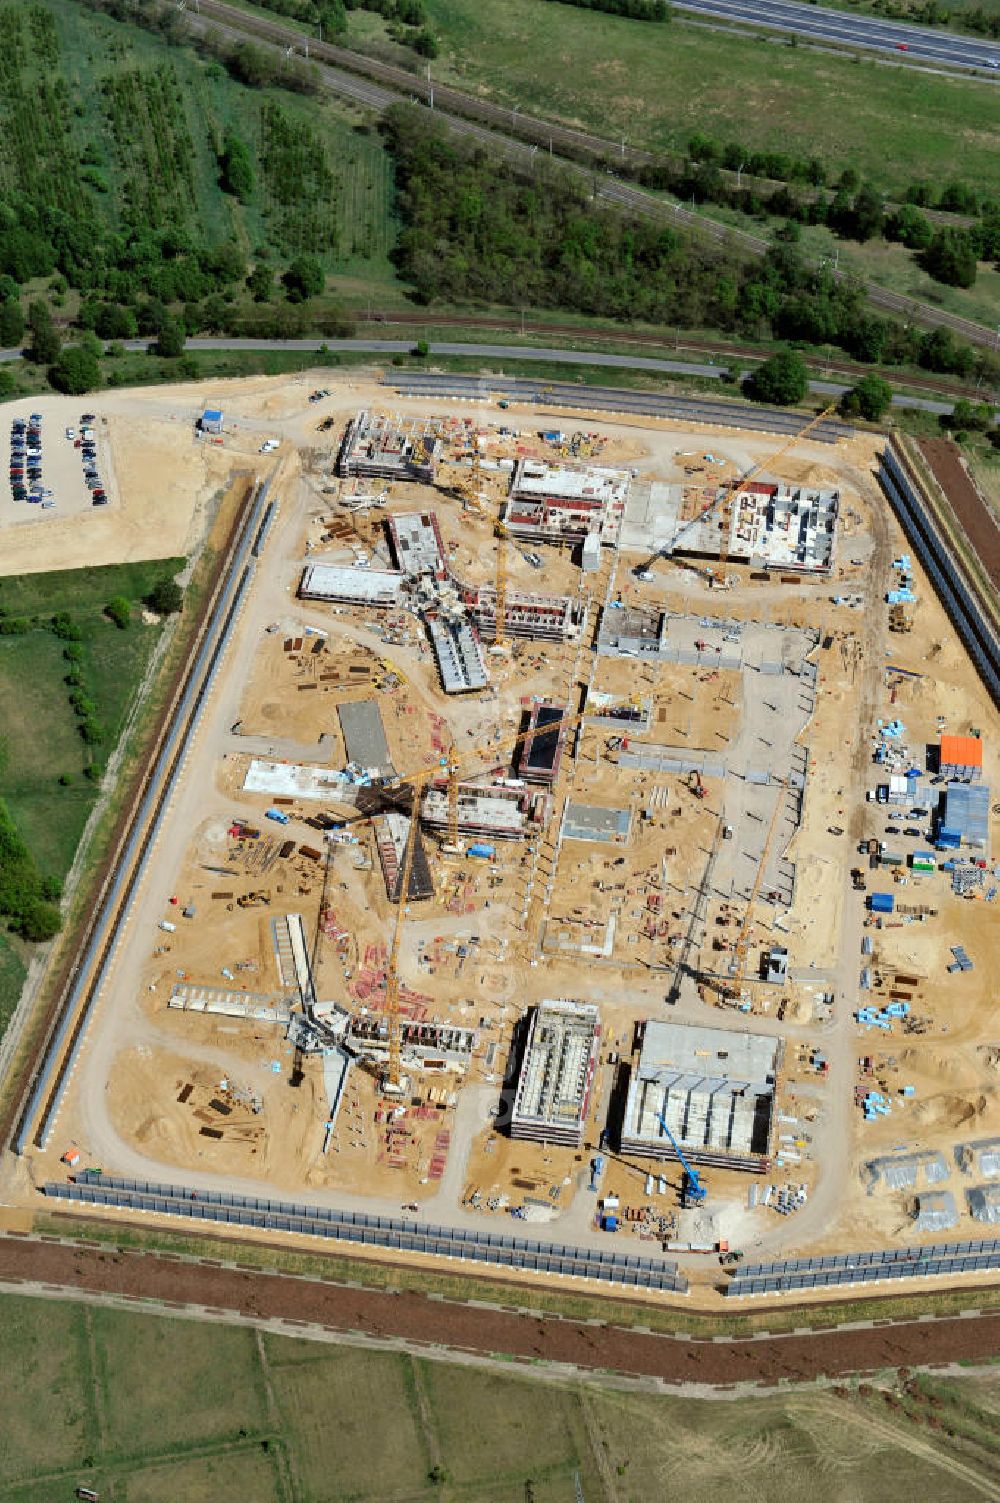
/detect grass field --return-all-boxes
[0,559,182,1028]
[2,1291,1000,1501]
[20,0,402,286]
[421,0,1000,199]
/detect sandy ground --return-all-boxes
[4,368,997,1287]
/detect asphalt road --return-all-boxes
[171,337,971,417]
[676,0,1000,73]
[0,331,977,415]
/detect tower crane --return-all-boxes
[655,1111,708,1207]
[376,705,595,1087]
[635,401,840,579]
[382,774,426,1093]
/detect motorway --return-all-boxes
[676,0,1000,73]
[187,0,998,352]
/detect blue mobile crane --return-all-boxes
[656,1112,708,1208]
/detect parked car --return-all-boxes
[903,826,922,837]
[91,495,109,506]
[885,824,901,834]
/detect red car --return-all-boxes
[896,41,909,50]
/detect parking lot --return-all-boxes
[2,405,118,526]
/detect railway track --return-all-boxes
[356,309,997,403]
[190,0,997,350]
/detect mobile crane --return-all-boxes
[656,1111,708,1208]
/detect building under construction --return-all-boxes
[619,1020,780,1173]
[373,811,435,902]
[509,999,602,1148]
[463,584,588,644]
[517,702,569,785]
[596,605,668,658]
[387,511,449,580]
[421,781,551,841]
[299,562,405,610]
[426,617,489,694]
[675,482,839,573]
[501,460,629,547]
[337,410,442,484]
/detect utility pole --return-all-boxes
[427,64,433,109]
[736,160,745,190]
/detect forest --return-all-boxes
[383,108,989,379]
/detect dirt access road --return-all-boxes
[4,1232,1000,1385]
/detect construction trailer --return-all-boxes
[509,999,602,1148]
[618,1020,780,1173]
[337,409,442,484]
[938,733,984,782]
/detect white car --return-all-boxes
[259,438,280,453]
[65,427,75,439]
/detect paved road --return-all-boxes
[59,335,968,419]
[676,0,1000,73]
[186,0,998,351]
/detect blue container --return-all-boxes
[868,892,894,914]
[467,842,496,859]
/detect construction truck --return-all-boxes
[689,770,707,800]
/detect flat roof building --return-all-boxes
[509,999,601,1147]
[200,407,224,434]
[426,617,489,694]
[941,782,990,848]
[619,1019,780,1173]
[939,734,984,782]
[337,409,442,484]
[596,605,668,658]
[387,511,448,579]
[337,700,393,778]
[299,563,404,610]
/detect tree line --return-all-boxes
[382,107,996,383]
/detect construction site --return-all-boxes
[5,370,999,1303]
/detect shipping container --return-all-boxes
[467,842,496,859]
[868,892,894,914]
[266,807,290,825]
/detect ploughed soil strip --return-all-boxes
[2,1236,999,1383]
[915,437,1000,596]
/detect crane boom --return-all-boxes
[655,1111,707,1206]
[383,775,426,1091]
[640,401,839,573]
